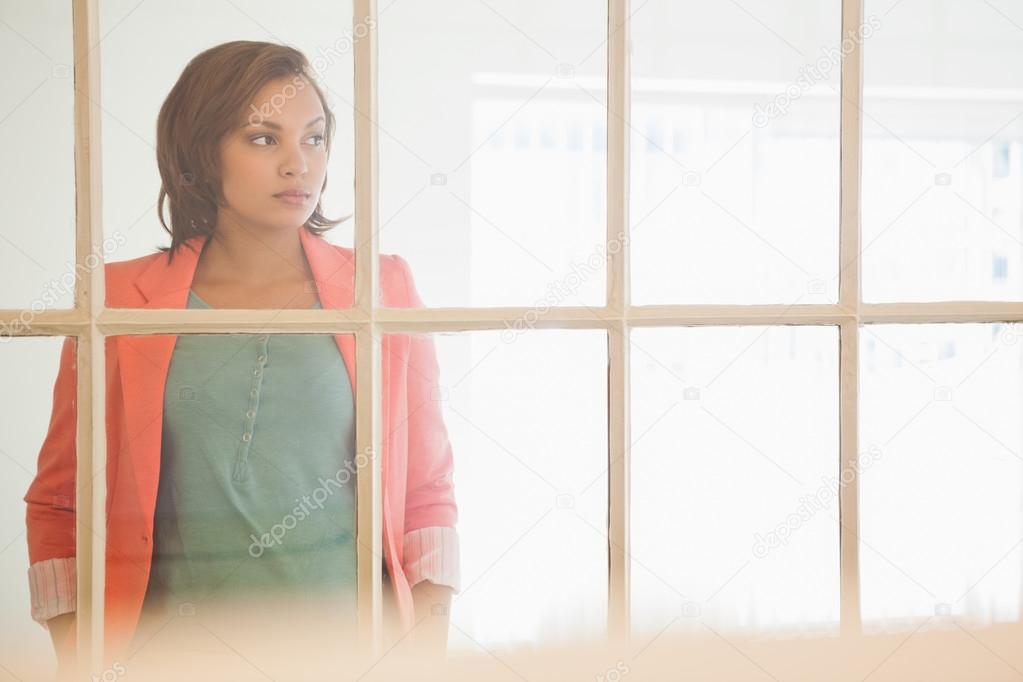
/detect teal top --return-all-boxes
[136,289,358,631]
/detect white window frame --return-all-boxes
[7,0,1023,673]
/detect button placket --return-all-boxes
[233,335,270,483]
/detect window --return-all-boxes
[3,0,1022,678]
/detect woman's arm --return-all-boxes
[393,254,459,533]
[393,254,461,656]
[23,337,80,663]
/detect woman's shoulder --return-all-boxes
[103,251,168,306]
[105,251,165,277]
[323,242,418,306]
[324,241,404,271]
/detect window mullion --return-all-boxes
[839,0,865,637]
[354,0,384,659]
[72,0,108,674]
[607,0,631,645]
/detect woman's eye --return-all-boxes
[249,133,323,146]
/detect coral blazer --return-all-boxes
[24,226,458,660]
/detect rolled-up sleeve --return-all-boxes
[402,526,461,593]
[28,556,77,627]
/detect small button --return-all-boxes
[242,433,252,442]
[253,369,261,376]
[257,354,267,363]
[246,410,256,419]
[250,389,258,397]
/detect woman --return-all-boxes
[23,41,460,668]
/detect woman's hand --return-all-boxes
[46,612,75,673]
[409,581,453,659]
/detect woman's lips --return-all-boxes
[274,192,309,206]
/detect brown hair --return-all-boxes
[155,40,348,262]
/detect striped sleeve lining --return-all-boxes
[28,557,76,627]
[402,526,461,594]
[27,530,461,624]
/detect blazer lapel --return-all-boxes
[298,225,357,393]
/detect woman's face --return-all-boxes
[217,75,328,235]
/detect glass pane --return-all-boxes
[380,1,608,308]
[863,0,1023,302]
[860,323,1023,630]
[100,0,356,306]
[109,332,360,676]
[0,2,75,310]
[631,325,840,636]
[386,329,608,649]
[631,1,841,304]
[1,336,69,679]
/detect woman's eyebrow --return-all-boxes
[247,115,325,131]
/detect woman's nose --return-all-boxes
[281,144,309,176]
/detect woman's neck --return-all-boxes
[195,222,313,288]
